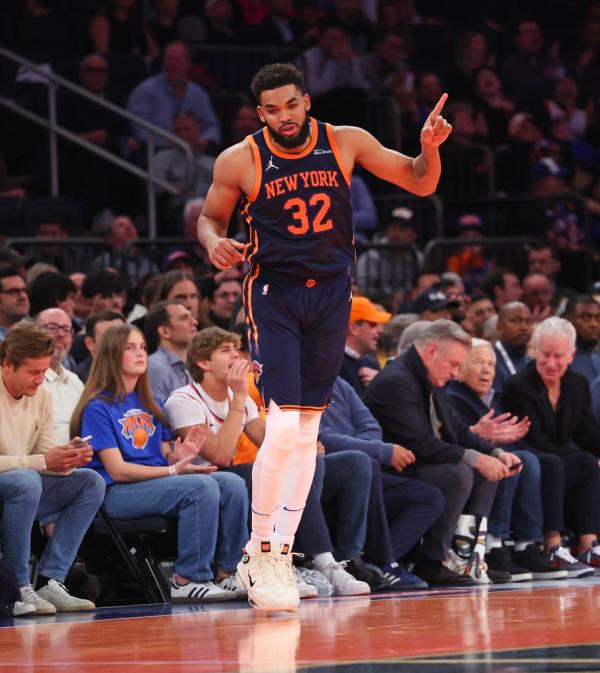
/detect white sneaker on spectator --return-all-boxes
[13,600,36,617]
[19,584,57,615]
[37,580,95,612]
[171,577,237,603]
[294,568,318,599]
[217,573,248,599]
[319,562,371,596]
[445,549,491,584]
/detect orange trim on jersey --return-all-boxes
[247,226,259,263]
[245,135,262,202]
[262,117,319,160]
[325,123,351,187]
[244,264,261,347]
[278,404,328,412]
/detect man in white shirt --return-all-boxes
[0,323,104,616]
[36,308,84,444]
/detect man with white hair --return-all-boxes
[502,317,600,573]
[365,320,521,585]
[36,308,84,444]
[448,339,568,581]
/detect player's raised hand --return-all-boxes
[420,93,452,149]
[206,235,246,270]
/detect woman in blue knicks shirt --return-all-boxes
[70,323,248,603]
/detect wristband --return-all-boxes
[168,464,177,476]
[40,455,47,472]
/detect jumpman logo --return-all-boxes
[266,155,279,171]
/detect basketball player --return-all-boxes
[197,63,452,611]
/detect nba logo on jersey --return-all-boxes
[262,284,269,296]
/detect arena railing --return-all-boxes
[0,47,193,240]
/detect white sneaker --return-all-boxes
[319,562,371,596]
[37,580,95,612]
[171,577,237,603]
[19,585,57,615]
[237,543,300,611]
[13,600,36,617]
[444,549,491,584]
[217,573,248,599]
[294,568,318,599]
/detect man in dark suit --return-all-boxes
[364,320,520,585]
[502,316,600,574]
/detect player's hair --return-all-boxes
[250,63,305,103]
[187,326,241,383]
[0,321,53,367]
[70,323,164,437]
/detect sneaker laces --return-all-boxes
[20,584,39,602]
[555,545,579,564]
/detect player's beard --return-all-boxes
[268,115,311,149]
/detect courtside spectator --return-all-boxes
[0,266,29,341]
[341,297,390,398]
[502,317,600,574]
[145,300,197,402]
[448,339,568,581]
[36,308,84,444]
[0,323,104,615]
[71,323,247,602]
[320,376,444,588]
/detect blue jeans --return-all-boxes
[0,468,105,586]
[103,471,248,582]
[320,451,371,559]
[488,449,544,541]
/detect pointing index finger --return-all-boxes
[429,92,448,120]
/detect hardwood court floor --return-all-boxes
[3,578,600,672]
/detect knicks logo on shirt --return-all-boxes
[118,409,156,449]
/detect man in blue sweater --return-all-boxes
[320,376,445,587]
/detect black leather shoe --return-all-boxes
[413,563,477,586]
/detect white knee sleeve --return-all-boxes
[249,403,300,549]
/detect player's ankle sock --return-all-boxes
[35,575,51,590]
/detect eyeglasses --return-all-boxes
[39,323,74,335]
[0,287,27,296]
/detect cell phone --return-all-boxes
[74,435,93,447]
[508,462,522,472]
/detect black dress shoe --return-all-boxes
[413,563,477,586]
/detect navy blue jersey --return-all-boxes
[241,118,354,280]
